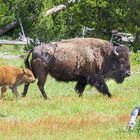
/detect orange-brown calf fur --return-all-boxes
[0,66,35,99]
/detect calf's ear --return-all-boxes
[23,68,28,74]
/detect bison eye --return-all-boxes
[119,59,125,64]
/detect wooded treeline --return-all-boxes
[0,0,140,50]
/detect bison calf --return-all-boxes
[0,66,35,100]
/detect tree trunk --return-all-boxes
[0,21,17,36]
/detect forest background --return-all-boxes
[0,0,140,51]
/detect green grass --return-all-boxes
[0,52,140,140]
[0,44,25,55]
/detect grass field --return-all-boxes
[0,46,140,140]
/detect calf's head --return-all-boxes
[22,68,36,83]
[111,45,131,83]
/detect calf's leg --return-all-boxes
[0,86,7,99]
[12,86,20,100]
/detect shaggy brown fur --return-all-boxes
[23,38,130,99]
[0,66,35,99]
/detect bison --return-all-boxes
[0,66,35,99]
[22,38,130,99]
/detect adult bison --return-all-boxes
[22,38,130,99]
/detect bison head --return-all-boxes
[110,45,130,83]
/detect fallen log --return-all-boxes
[0,40,27,45]
[0,21,17,36]
[43,4,66,16]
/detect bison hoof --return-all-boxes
[108,94,112,98]
[78,93,83,97]
[43,96,49,100]
[44,97,50,101]
[21,93,26,97]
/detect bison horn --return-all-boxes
[113,46,119,56]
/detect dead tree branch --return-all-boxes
[0,40,27,45]
[43,4,66,16]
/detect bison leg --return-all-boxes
[0,86,7,99]
[75,78,87,97]
[37,75,48,100]
[89,76,112,97]
[12,86,20,100]
[22,83,29,97]
[32,59,48,100]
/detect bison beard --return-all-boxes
[22,38,130,99]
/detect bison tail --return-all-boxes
[24,49,33,69]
